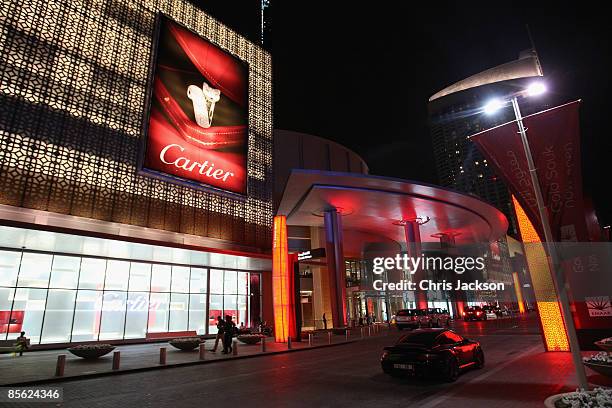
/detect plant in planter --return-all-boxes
[544,387,612,408]
[595,337,612,352]
[583,352,612,377]
[169,337,202,351]
[237,334,264,345]
[68,344,115,359]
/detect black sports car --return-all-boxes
[380,328,484,381]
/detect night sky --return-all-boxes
[196,1,611,226]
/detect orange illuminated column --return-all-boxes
[272,215,293,343]
[512,272,526,314]
[512,195,569,351]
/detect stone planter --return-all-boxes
[583,361,612,377]
[595,341,612,352]
[169,338,202,351]
[68,344,115,359]
[237,334,263,345]
[544,389,612,408]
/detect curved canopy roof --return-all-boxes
[277,170,508,244]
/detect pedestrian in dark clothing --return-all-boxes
[209,316,225,352]
[15,331,29,356]
[322,313,327,330]
[222,315,236,354]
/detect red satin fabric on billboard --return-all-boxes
[470,101,585,242]
[143,16,248,194]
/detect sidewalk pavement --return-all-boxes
[0,326,386,386]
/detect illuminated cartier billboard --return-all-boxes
[141,15,249,195]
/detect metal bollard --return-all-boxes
[112,351,120,370]
[232,340,238,356]
[328,331,332,344]
[55,354,66,377]
[199,343,206,360]
[308,333,313,346]
[361,327,364,339]
[368,326,371,336]
[345,329,349,341]
[159,347,166,365]
[287,337,292,350]
[261,336,266,352]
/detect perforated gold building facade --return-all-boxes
[0,0,273,250]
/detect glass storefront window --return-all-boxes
[171,266,189,293]
[210,269,223,294]
[128,263,151,292]
[71,290,102,342]
[208,294,223,334]
[237,295,248,327]
[224,270,237,294]
[41,289,76,343]
[169,293,188,331]
[151,265,171,292]
[78,258,106,290]
[49,256,80,289]
[188,294,206,335]
[223,294,237,323]
[0,250,20,287]
[99,291,127,340]
[148,292,169,333]
[238,272,248,295]
[104,261,129,291]
[18,253,52,288]
[0,287,16,339]
[0,245,262,342]
[190,268,207,294]
[9,288,47,343]
[124,292,149,339]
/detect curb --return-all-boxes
[5,338,364,386]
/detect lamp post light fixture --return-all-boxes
[482,83,589,390]
[482,98,505,115]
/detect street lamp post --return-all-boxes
[488,89,589,390]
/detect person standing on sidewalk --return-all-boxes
[209,316,225,352]
[322,313,327,330]
[222,315,236,354]
[15,331,29,356]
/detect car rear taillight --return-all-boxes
[476,311,482,316]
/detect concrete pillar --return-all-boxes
[310,227,333,330]
[404,221,428,309]
[432,232,465,318]
[324,208,347,328]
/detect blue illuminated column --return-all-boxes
[432,232,464,317]
[403,220,428,309]
[324,208,347,328]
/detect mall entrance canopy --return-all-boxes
[277,170,508,244]
[273,170,509,334]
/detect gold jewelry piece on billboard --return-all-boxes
[187,82,221,128]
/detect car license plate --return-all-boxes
[393,364,414,370]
